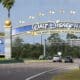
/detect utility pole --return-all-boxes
[41,34,42,46]
[41,34,43,55]
[43,39,46,57]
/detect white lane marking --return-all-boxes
[25,68,63,80]
[25,63,79,80]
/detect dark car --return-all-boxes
[64,56,73,63]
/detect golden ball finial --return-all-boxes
[5,19,11,27]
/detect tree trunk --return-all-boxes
[8,9,10,18]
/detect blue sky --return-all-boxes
[0,0,80,43]
[12,0,80,25]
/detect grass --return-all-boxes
[53,70,80,80]
[0,58,5,60]
[24,59,50,63]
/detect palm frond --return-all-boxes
[1,0,15,18]
[0,0,2,3]
[2,0,15,10]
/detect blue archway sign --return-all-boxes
[12,25,33,35]
[0,38,4,55]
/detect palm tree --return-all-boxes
[0,0,15,58]
[0,0,15,18]
[48,33,63,43]
[66,33,78,39]
[0,0,2,3]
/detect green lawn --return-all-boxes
[53,70,80,80]
[24,59,49,63]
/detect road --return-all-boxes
[0,59,79,80]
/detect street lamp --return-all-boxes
[49,10,55,15]
[70,10,76,15]
[28,16,35,19]
[38,12,45,17]
[28,15,36,25]
[48,10,55,22]
[19,20,25,24]
[69,10,76,21]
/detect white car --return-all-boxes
[53,55,62,62]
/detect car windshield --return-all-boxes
[54,55,59,57]
[66,56,72,59]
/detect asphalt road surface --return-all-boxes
[0,60,79,80]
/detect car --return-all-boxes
[52,55,62,62]
[64,56,73,63]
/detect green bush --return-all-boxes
[0,59,23,64]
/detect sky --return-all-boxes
[0,0,80,43]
